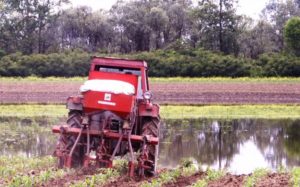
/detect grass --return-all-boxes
[0,104,68,117]
[1,104,300,119]
[244,168,269,187]
[1,76,300,83]
[160,105,300,119]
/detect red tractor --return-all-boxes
[52,57,160,177]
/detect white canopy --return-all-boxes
[80,79,135,95]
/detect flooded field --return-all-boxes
[1,117,300,174]
[160,118,300,174]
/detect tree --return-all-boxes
[0,0,68,54]
[284,17,300,56]
[262,0,300,51]
[110,1,151,52]
[85,10,114,52]
[190,0,241,55]
[238,20,279,58]
[146,7,168,49]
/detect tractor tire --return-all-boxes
[141,116,160,176]
[57,110,85,168]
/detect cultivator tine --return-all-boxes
[84,126,91,168]
[128,161,135,178]
[65,126,84,168]
[111,134,123,160]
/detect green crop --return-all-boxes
[0,156,56,179]
[70,168,119,187]
[2,104,300,119]
[291,167,300,187]
[8,168,71,187]
[191,168,225,187]
[141,158,198,187]
[244,168,269,187]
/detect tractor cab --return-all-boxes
[80,57,149,118]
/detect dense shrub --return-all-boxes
[132,49,252,77]
[258,53,300,76]
[0,49,299,77]
[0,51,90,77]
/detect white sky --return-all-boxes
[237,0,269,20]
[69,0,269,20]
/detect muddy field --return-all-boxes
[1,81,300,104]
[14,167,293,187]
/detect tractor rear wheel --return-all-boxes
[140,117,160,176]
[57,110,85,168]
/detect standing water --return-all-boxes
[159,118,300,174]
[1,117,300,174]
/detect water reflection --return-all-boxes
[0,117,57,157]
[158,118,300,174]
[1,117,300,174]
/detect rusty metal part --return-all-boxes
[65,126,84,168]
[52,125,159,145]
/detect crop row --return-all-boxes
[1,104,300,119]
[0,155,299,187]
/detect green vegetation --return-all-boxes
[141,158,197,187]
[244,168,269,187]
[291,167,300,187]
[1,104,300,119]
[0,156,56,179]
[68,159,127,187]
[70,168,119,187]
[8,168,70,187]
[0,105,67,117]
[141,169,181,187]
[191,169,225,187]
[284,17,300,57]
[1,49,300,77]
[161,105,300,119]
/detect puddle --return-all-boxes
[1,117,300,174]
[159,118,300,174]
[0,117,58,157]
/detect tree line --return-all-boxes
[0,0,300,77]
[1,48,299,77]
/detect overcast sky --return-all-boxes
[68,0,269,20]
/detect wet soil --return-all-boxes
[255,173,291,187]
[1,82,300,104]
[102,169,169,187]
[163,172,206,187]
[41,166,100,187]
[207,173,247,187]
[99,171,291,187]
